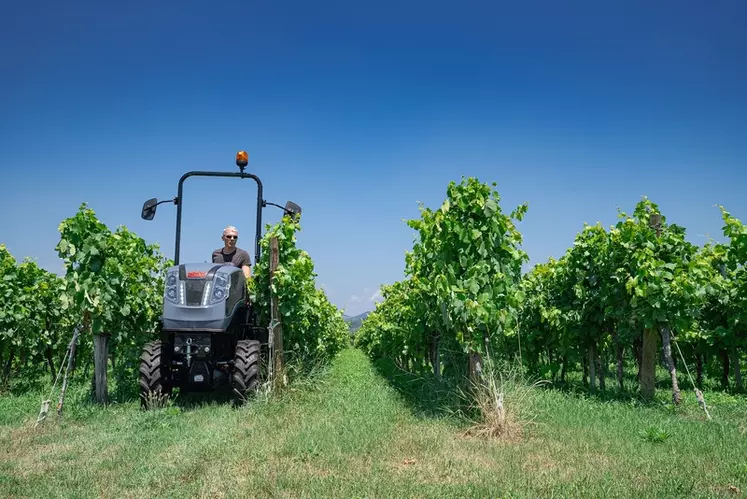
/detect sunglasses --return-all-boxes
[224,235,237,239]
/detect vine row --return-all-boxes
[356,178,746,400]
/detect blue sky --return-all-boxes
[1,0,745,316]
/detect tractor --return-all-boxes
[138,150,300,408]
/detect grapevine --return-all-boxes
[250,214,349,370]
[359,181,746,402]
[1,203,347,397]
[358,177,529,378]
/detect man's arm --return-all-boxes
[240,250,251,279]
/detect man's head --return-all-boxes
[222,225,238,250]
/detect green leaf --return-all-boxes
[483,198,497,217]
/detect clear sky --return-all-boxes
[2,0,745,316]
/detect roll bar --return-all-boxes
[141,153,301,266]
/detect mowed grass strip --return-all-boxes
[0,348,745,498]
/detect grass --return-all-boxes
[1,348,746,498]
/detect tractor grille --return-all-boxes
[185,280,206,305]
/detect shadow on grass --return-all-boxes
[88,368,237,412]
[371,356,467,420]
[129,355,331,413]
[368,352,740,424]
[58,369,243,414]
[369,353,643,419]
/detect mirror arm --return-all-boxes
[263,200,296,216]
[263,200,284,211]
[159,197,178,207]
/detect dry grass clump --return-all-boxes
[460,360,548,441]
[141,389,172,410]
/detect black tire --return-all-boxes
[232,340,260,406]
[139,341,171,409]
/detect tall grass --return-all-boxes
[456,359,549,441]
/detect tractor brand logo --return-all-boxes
[187,271,207,279]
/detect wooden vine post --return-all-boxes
[588,343,597,392]
[93,332,110,404]
[640,328,658,400]
[430,333,441,380]
[269,236,284,387]
[469,350,483,381]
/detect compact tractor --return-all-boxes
[138,151,300,408]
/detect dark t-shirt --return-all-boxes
[212,247,251,268]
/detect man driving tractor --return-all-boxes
[212,225,251,279]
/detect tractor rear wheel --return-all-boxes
[232,340,260,406]
[139,341,171,409]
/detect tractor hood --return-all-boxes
[161,263,247,331]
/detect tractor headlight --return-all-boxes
[165,270,179,304]
[209,272,230,304]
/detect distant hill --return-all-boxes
[343,311,370,333]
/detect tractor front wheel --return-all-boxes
[139,341,171,409]
[232,340,260,406]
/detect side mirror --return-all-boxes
[284,201,302,219]
[141,198,158,220]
